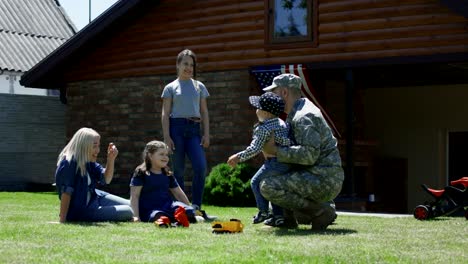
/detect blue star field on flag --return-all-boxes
[250,65,283,89]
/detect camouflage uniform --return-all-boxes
[260,97,344,211]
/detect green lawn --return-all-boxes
[0,192,466,263]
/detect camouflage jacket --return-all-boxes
[277,98,344,187]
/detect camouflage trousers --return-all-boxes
[259,169,343,211]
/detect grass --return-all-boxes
[0,192,466,264]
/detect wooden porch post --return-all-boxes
[345,69,355,196]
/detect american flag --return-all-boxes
[250,65,283,89]
[251,64,341,138]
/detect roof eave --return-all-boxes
[20,0,148,89]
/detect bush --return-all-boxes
[203,163,258,207]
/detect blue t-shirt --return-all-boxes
[161,78,209,118]
[129,171,179,222]
[55,158,106,221]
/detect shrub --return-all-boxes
[203,163,258,207]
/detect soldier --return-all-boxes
[261,73,344,230]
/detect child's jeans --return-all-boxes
[169,118,207,208]
[251,158,290,216]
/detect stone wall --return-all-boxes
[0,94,66,190]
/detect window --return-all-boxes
[265,0,317,48]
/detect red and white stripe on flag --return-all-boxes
[281,64,342,138]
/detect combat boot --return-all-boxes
[311,204,337,231]
[281,209,298,228]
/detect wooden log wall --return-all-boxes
[64,0,468,82]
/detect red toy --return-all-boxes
[174,206,190,227]
[154,206,190,228]
[155,216,171,227]
[414,177,468,220]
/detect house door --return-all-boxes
[448,131,468,182]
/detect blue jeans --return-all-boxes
[83,190,133,222]
[170,118,207,207]
[251,158,290,216]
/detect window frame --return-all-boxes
[264,0,318,49]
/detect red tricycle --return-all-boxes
[413,177,468,220]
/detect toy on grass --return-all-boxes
[413,177,468,220]
[154,206,190,228]
[211,219,244,234]
[154,216,171,227]
[174,206,190,227]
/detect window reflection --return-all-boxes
[273,0,308,39]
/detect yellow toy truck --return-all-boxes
[211,219,244,234]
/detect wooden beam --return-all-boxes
[319,14,466,34]
[320,23,468,44]
[320,0,435,13]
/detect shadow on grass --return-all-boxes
[272,226,357,236]
[417,217,454,222]
[58,221,131,227]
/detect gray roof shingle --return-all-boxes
[0,0,76,72]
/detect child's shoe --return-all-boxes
[174,206,190,227]
[154,216,171,228]
[193,205,217,222]
[252,211,271,224]
[263,215,285,227]
[196,209,217,222]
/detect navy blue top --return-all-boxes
[130,171,179,222]
[55,158,106,221]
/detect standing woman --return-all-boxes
[55,127,133,223]
[161,49,215,220]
